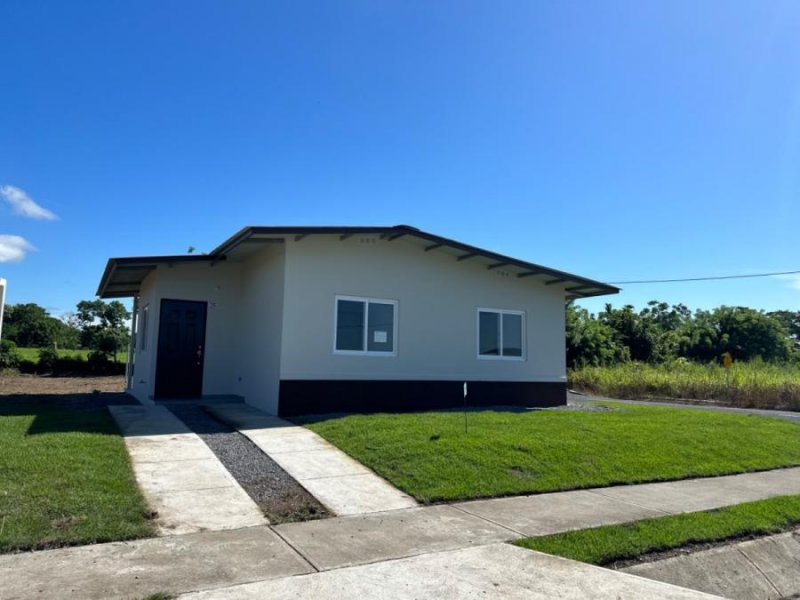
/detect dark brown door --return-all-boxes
[155,299,207,399]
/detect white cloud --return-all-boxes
[0,185,58,220]
[0,235,35,263]
[774,273,800,291]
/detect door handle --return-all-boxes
[196,346,203,365]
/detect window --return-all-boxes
[477,309,524,360]
[335,296,397,355]
[140,305,149,350]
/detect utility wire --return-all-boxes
[608,269,800,285]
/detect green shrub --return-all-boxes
[36,346,59,372]
[0,339,21,369]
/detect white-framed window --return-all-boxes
[140,304,149,350]
[477,308,525,360]
[334,296,397,356]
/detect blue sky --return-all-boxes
[1,1,799,317]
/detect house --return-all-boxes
[96,225,619,416]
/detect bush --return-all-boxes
[37,347,59,372]
[8,346,126,376]
[0,339,22,369]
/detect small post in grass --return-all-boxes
[722,352,733,399]
[463,381,468,434]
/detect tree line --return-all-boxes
[568,301,800,368]
[3,298,799,372]
[1,300,131,370]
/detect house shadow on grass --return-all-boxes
[0,390,138,435]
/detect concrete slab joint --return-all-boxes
[205,403,418,516]
[108,405,267,535]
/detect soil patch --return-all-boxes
[0,375,132,412]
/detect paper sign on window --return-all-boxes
[374,330,388,343]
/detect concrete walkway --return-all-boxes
[569,391,800,425]
[624,529,800,600]
[108,405,267,535]
[2,466,798,599]
[180,543,722,600]
[205,403,418,515]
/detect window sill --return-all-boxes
[477,354,525,362]
[334,350,397,358]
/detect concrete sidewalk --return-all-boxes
[109,405,267,535]
[180,543,723,600]
[2,466,797,599]
[205,403,417,515]
[273,466,800,571]
[624,529,800,600]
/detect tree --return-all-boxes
[75,299,131,361]
[598,304,659,362]
[2,303,56,347]
[683,306,794,363]
[1,303,82,349]
[768,310,800,350]
[566,303,630,368]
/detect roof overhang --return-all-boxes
[97,225,618,300]
[211,225,620,299]
[96,255,225,298]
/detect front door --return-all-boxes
[155,299,207,399]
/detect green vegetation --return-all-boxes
[301,403,800,503]
[14,346,128,364]
[0,404,154,552]
[568,302,799,367]
[1,299,131,374]
[570,361,800,410]
[514,495,800,565]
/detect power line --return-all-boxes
[608,269,800,285]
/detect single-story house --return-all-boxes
[97,225,618,416]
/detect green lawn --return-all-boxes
[0,404,154,552]
[16,347,128,364]
[515,494,800,565]
[301,403,800,502]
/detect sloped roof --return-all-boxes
[97,225,619,299]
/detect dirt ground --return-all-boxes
[0,375,126,396]
[0,375,133,412]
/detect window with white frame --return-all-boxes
[477,308,524,359]
[335,296,397,355]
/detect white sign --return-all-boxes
[373,330,388,344]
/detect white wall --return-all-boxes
[127,271,157,403]
[280,235,566,383]
[128,261,243,400]
[233,244,285,413]
[123,234,567,410]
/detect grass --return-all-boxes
[0,403,154,552]
[301,403,800,503]
[514,494,800,565]
[16,347,128,364]
[570,361,800,410]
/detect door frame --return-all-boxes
[154,298,208,399]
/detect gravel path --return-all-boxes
[166,402,329,524]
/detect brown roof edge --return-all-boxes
[99,225,618,299]
[211,224,619,298]
[96,255,225,298]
